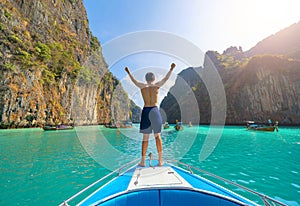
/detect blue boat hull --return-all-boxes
[77,161,257,206]
[92,188,249,206]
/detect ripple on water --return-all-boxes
[239,172,249,177]
[291,183,300,189]
[269,176,280,181]
[237,179,250,185]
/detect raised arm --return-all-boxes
[125,67,146,89]
[155,63,176,87]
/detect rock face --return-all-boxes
[161,54,300,125]
[161,22,300,126]
[130,100,141,123]
[226,56,300,124]
[0,0,132,128]
[160,67,206,124]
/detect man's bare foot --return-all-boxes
[158,160,164,166]
[138,161,146,167]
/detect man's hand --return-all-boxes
[125,67,130,74]
[170,63,176,71]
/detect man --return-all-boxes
[125,63,176,166]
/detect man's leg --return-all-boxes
[139,134,150,166]
[154,133,163,166]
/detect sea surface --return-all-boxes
[0,125,299,206]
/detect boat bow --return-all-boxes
[60,159,287,206]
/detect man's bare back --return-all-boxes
[141,86,159,107]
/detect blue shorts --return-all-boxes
[140,106,162,134]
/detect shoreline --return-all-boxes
[1,123,300,130]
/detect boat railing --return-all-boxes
[60,158,287,206]
[166,159,287,206]
[59,158,140,206]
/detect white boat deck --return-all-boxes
[127,166,192,190]
[61,161,281,206]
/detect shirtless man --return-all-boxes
[125,63,176,166]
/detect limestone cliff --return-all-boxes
[130,100,141,123]
[226,55,300,124]
[0,0,131,128]
[161,21,300,125]
[161,54,300,125]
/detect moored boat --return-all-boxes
[119,121,133,128]
[104,124,118,129]
[163,122,170,129]
[60,159,286,206]
[175,121,183,131]
[105,121,132,128]
[246,120,279,132]
[43,124,74,131]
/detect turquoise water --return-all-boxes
[0,125,299,205]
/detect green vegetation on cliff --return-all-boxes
[0,0,132,128]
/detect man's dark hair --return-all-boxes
[145,72,155,82]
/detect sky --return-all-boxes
[82,0,300,107]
